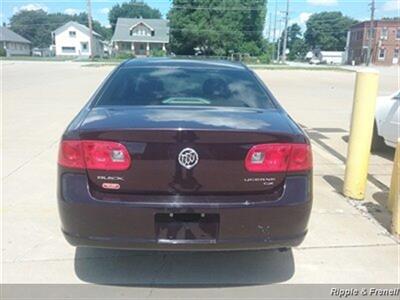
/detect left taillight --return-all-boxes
[58,140,131,171]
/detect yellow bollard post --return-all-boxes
[390,140,400,237]
[388,139,400,212]
[343,69,379,200]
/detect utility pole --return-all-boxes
[282,0,290,63]
[277,37,281,62]
[265,0,270,41]
[87,0,95,60]
[277,19,283,62]
[367,0,375,66]
[272,0,277,61]
[268,12,272,41]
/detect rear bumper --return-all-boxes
[63,230,307,251]
[58,174,312,251]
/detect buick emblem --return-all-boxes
[178,148,199,170]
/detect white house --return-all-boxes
[52,21,103,57]
[112,18,169,56]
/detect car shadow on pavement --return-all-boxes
[371,191,393,230]
[74,247,295,286]
[323,175,392,232]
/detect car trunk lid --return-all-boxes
[79,106,305,194]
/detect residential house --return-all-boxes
[52,21,103,57]
[346,20,400,66]
[112,18,169,56]
[0,27,31,56]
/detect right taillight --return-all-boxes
[245,143,312,173]
[288,144,312,172]
[58,140,131,171]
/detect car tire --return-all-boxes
[371,121,385,152]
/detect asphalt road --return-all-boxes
[2,61,399,293]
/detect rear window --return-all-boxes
[95,67,274,109]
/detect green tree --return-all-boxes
[279,23,308,61]
[287,23,301,46]
[10,10,111,48]
[304,12,357,51]
[10,9,51,47]
[108,0,162,31]
[288,39,308,61]
[168,0,267,56]
[239,0,267,52]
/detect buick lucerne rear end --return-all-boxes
[57,59,312,251]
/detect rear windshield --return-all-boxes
[95,67,274,109]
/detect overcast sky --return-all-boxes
[2,0,399,33]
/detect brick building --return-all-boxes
[346,20,400,66]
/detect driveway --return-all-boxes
[2,61,399,292]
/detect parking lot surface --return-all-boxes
[2,61,399,292]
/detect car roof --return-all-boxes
[121,58,247,70]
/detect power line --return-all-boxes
[9,21,353,35]
[6,3,268,11]
[3,0,266,3]
[9,22,268,32]
[7,22,268,29]
[172,5,266,11]
[9,24,269,33]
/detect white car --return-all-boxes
[309,57,322,65]
[372,90,400,150]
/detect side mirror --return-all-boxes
[393,95,400,100]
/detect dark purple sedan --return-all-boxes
[57,59,312,251]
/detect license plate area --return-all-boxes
[155,213,219,243]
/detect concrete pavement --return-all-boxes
[2,61,399,290]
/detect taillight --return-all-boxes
[245,143,312,173]
[58,140,131,170]
[288,144,312,172]
[58,140,85,169]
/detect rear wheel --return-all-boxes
[371,121,385,152]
